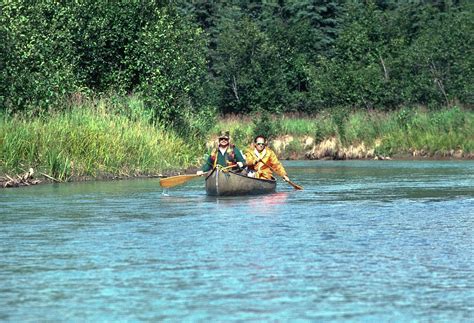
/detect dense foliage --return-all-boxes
[1,1,472,127]
[1,1,211,134]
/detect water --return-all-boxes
[1,160,473,321]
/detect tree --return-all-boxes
[1,1,79,111]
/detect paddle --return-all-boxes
[159,164,239,189]
[283,177,304,190]
[159,172,207,188]
[260,160,303,190]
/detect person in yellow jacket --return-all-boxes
[245,135,290,182]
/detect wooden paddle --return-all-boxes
[283,177,304,190]
[159,164,239,189]
[159,172,207,188]
[260,160,303,190]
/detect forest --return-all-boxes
[1,0,473,181]
[2,1,473,120]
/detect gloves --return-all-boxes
[196,170,204,176]
[236,162,244,169]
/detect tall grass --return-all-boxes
[213,107,473,156]
[1,104,472,182]
[210,114,254,148]
[375,107,473,155]
[0,99,201,180]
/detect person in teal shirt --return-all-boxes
[196,130,245,174]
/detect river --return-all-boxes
[1,160,473,321]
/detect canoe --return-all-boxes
[205,167,276,196]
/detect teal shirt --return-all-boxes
[202,146,245,172]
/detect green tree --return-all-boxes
[1,1,212,135]
[309,1,473,110]
[129,8,210,131]
[1,1,79,111]
[394,2,474,107]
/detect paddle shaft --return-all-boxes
[159,172,208,188]
[159,163,239,188]
[259,160,303,190]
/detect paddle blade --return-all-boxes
[287,180,303,190]
[159,174,200,188]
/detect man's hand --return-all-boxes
[283,175,290,182]
[196,170,204,176]
[236,162,244,169]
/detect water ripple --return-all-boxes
[1,161,473,321]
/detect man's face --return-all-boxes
[255,138,265,152]
[219,137,229,147]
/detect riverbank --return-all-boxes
[1,104,473,188]
[1,152,472,189]
[0,100,203,186]
[212,107,473,160]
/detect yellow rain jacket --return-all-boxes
[245,146,287,180]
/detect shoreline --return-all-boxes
[1,156,472,189]
[3,107,472,189]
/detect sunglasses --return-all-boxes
[219,137,229,141]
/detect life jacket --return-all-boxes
[210,144,236,168]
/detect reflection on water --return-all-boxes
[204,192,290,216]
[0,160,473,321]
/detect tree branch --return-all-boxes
[231,75,240,101]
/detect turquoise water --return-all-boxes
[1,161,473,321]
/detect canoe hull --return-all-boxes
[205,168,276,196]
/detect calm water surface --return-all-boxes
[1,161,473,321]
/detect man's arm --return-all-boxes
[202,155,213,172]
[231,147,246,168]
[234,147,246,163]
[269,150,287,177]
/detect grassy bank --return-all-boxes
[0,99,202,182]
[213,107,473,159]
[1,101,473,185]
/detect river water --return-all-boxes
[1,161,473,321]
